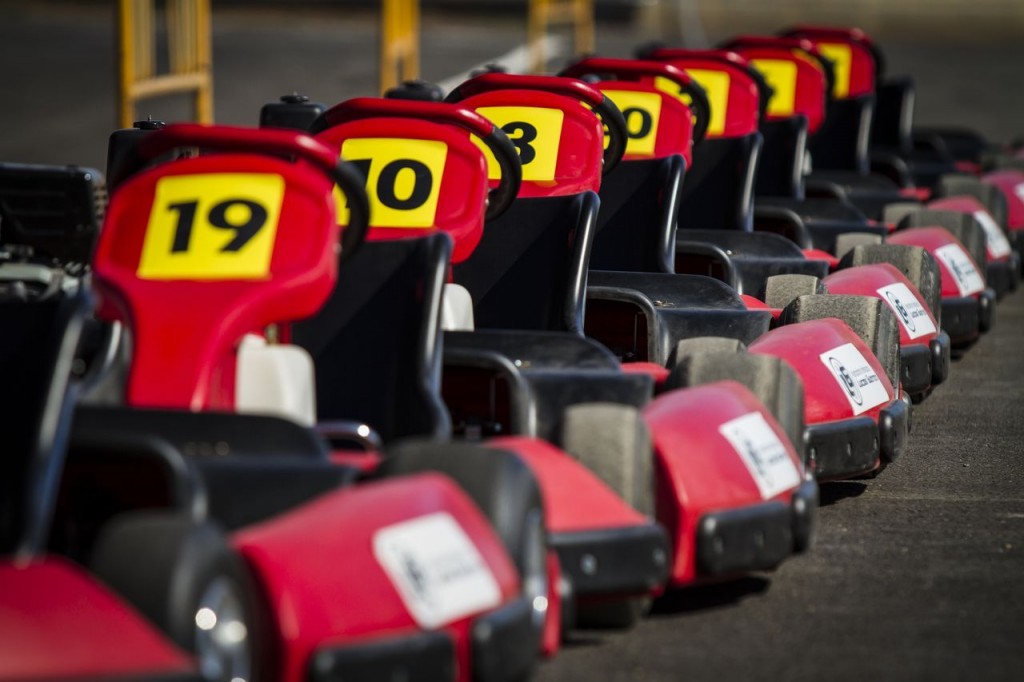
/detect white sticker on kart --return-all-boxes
[973,210,1012,258]
[718,412,802,500]
[819,343,890,415]
[876,283,936,339]
[374,512,502,629]
[1014,182,1024,206]
[933,243,985,296]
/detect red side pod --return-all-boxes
[643,381,804,585]
[0,557,193,680]
[315,117,489,264]
[485,436,649,533]
[981,169,1024,231]
[889,227,987,298]
[594,81,694,165]
[233,473,520,682]
[644,49,761,138]
[823,264,940,348]
[461,89,605,198]
[749,318,895,424]
[95,153,338,411]
[929,195,1014,263]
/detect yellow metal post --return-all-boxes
[380,0,420,95]
[529,0,594,74]
[117,0,213,128]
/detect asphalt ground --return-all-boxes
[2,3,1023,681]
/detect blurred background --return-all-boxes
[1,1,1023,172]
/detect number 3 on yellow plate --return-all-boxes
[138,173,284,280]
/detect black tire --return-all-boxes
[90,510,265,682]
[560,403,655,518]
[763,274,827,311]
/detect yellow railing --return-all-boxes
[117,0,213,128]
[380,0,420,94]
[529,0,594,73]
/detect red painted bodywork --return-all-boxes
[95,131,340,412]
[315,117,489,263]
[0,557,193,680]
[929,195,1013,263]
[621,361,671,389]
[645,48,761,138]
[780,26,877,99]
[643,381,804,585]
[823,263,940,348]
[981,169,1024,231]
[234,473,520,682]
[889,227,988,299]
[749,318,895,424]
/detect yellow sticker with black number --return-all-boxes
[337,138,447,229]
[473,106,564,182]
[601,90,663,156]
[750,58,798,117]
[658,69,729,137]
[137,173,284,281]
[817,42,852,98]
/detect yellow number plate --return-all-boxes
[338,138,447,229]
[138,173,284,281]
[602,90,663,156]
[474,106,564,183]
[817,42,852,98]
[750,58,798,117]
[657,69,730,137]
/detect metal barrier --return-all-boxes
[529,0,594,73]
[117,0,213,128]
[380,0,420,94]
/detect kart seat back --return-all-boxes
[756,117,808,199]
[781,27,878,174]
[679,132,764,232]
[93,126,344,412]
[453,86,607,334]
[0,291,89,558]
[454,192,598,335]
[592,155,684,273]
[292,234,454,443]
[313,116,488,264]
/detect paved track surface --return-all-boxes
[2,4,1022,680]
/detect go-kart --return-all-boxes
[17,124,545,682]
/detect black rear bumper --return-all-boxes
[550,522,670,598]
[308,597,539,682]
[806,416,880,481]
[695,477,819,576]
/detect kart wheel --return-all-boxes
[379,441,549,638]
[90,511,264,682]
[763,274,827,310]
[834,232,883,260]
[560,403,655,518]
[576,596,651,630]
